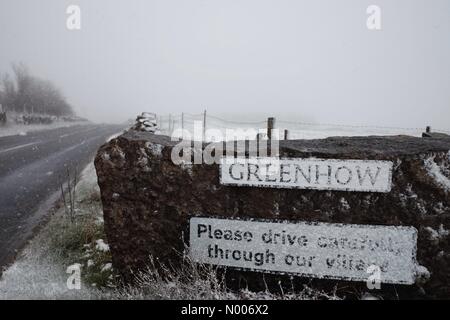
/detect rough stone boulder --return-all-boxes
[94,130,450,299]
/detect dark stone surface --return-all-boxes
[95,130,450,299]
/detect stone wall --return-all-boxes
[94,130,450,299]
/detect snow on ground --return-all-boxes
[95,239,110,252]
[0,234,99,300]
[424,154,450,192]
[285,125,423,140]
[161,117,425,141]
[0,162,103,299]
[75,162,101,200]
[106,130,126,142]
[0,121,89,138]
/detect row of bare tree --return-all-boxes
[0,63,74,117]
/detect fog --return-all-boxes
[0,0,449,129]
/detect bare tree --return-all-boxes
[12,63,33,114]
[1,73,16,112]
[1,62,74,116]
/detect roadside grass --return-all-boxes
[47,210,116,290]
[49,163,117,290]
[114,255,341,300]
[0,163,114,299]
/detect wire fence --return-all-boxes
[157,112,450,142]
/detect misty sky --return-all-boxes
[0,0,449,129]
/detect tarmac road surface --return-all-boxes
[0,123,125,271]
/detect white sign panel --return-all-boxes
[190,217,418,285]
[220,157,393,193]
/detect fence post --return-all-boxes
[284,129,289,140]
[267,117,275,140]
[422,126,433,138]
[203,110,207,142]
[181,112,184,139]
[168,114,172,136]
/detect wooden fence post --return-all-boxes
[203,110,207,142]
[423,126,433,138]
[267,117,275,140]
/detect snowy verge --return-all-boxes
[0,162,105,299]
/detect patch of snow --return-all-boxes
[95,239,110,252]
[145,142,163,157]
[133,113,157,132]
[102,152,110,161]
[425,224,449,243]
[360,293,380,300]
[116,148,125,159]
[68,262,82,270]
[101,263,112,272]
[273,202,280,216]
[81,253,91,259]
[393,159,402,170]
[95,216,104,226]
[424,155,450,192]
[107,131,125,142]
[75,162,100,200]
